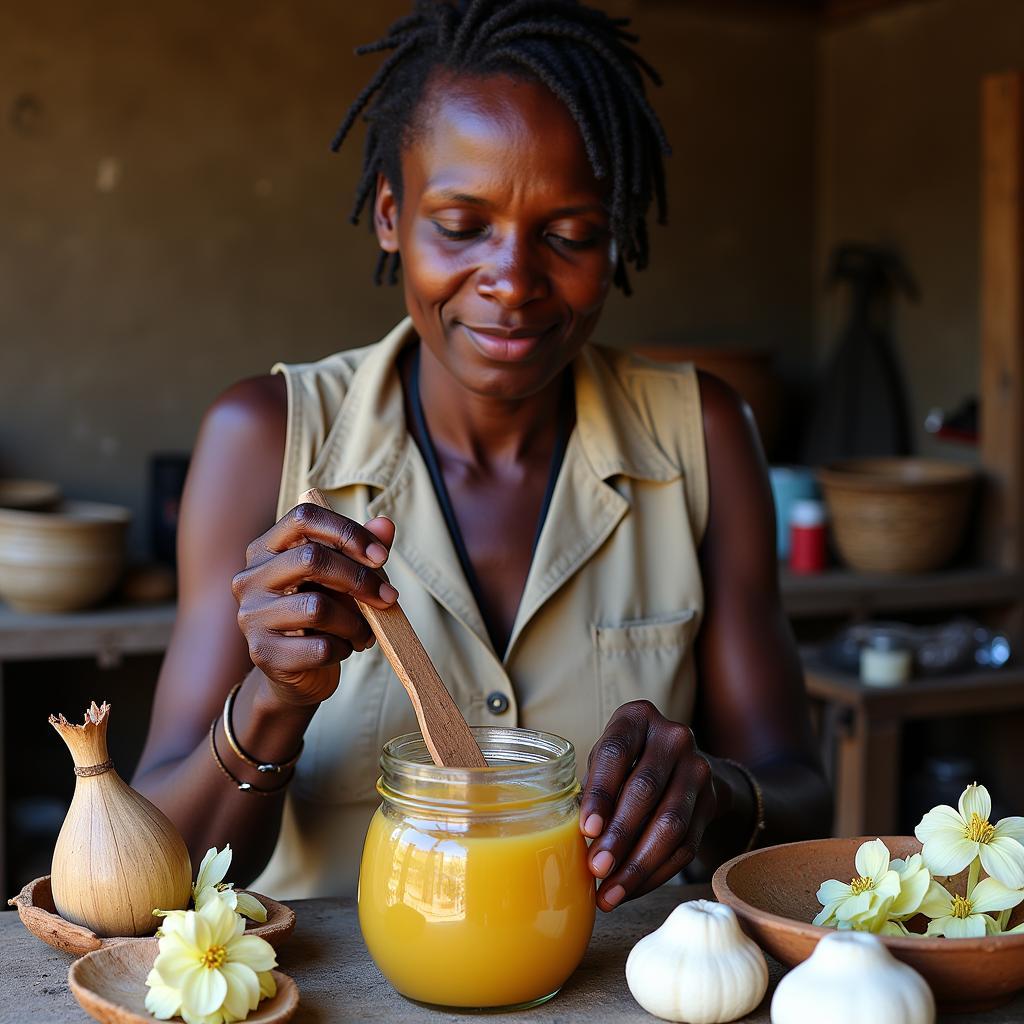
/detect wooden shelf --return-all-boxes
[780,566,1024,619]
[0,602,176,663]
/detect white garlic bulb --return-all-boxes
[626,899,768,1023]
[771,931,934,1024]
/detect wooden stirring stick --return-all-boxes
[298,488,488,769]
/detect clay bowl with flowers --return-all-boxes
[8,875,295,958]
[713,835,1024,1013]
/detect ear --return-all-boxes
[373,173,400,254]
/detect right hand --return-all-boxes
[231,501,398,707]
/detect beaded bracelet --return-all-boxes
[209,718,292,796]
[721,757,766,854]
[222,682,303,775]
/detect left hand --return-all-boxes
[579,699,719,911]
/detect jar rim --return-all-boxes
[378,726,579,816]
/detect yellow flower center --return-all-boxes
[849,875,873,896]
[200,945,227,970]
[964,812,996,844]
[950,894,974,919]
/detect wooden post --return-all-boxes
[981,73,1024,571]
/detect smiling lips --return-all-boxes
[460,322,557,362]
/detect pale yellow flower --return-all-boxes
[145,893,277,1024]
[886,854,931,920]
[193,845,267,923]
[919,877,1024,938]
[915,783,1024,889]
[814,839,901,929]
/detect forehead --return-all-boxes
[403,71,603,202]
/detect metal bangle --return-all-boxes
[221,682,303,774]
[209,718,291,796]
[721,757,766,854]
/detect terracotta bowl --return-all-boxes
[712,836,1024,1013]
[0,499,131,612]
[69,939,298,1024]
[0,478,61,511]
[8,875,295,957]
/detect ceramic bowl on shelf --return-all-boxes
[8,875,295,957]
[68,939,299,1024]
[0,478,61,512]
[0,499,131,613]
[712,835,1024,1013]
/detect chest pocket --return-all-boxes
[593,609,700,727]
[292,646,394,806]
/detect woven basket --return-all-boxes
[817,458,976,574]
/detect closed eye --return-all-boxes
[432,222,484,241]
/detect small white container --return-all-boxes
[860,640,913,687]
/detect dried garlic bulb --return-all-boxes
[49,701,192,937]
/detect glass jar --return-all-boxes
[357,726,596,1010]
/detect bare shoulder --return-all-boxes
[697,369,760,458]
[200,373,287,449]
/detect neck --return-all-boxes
[415,344,569,471]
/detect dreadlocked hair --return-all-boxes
[330,0,670,294]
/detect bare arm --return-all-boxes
[578,371,832,909]
[690,370,832,871]
[132,374,396,885]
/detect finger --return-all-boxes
[586,745,676,881]
[364,516,396,552]
[598,768,717,911]
[578,705,649,841]
[238,542,398,608]
[249,591,375,651]
[248,631,355,676]
[255,503,393,568]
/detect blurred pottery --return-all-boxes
[712,835,1024,1013]
[0,478,61,511]
[0,500,130,612]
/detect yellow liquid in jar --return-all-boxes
[358,792,596,1008]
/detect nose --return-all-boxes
[475,232,549,308]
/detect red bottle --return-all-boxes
[789,499,827,574]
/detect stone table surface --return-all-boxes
[2,884,1022,1023]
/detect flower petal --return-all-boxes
[969,877,1024,914]
[197,846,233,895]
[144,967,182,1021]
[226,934,277,973]
[915,806,980,876]
[979,837,1024,890]
[944,914,989,939]
[813,902,840,927]
[918,880,953,919]
[234,891,267,923]
[959,784,992,824]
[889,864,931,918]
[220,961,260,1017]
[874,869,902,902]
[993,816,1024,843]
[199,894,242,947]
[258,971,277,1000]
[180,965,227,1017]
[817,879,851,906]
[855,839,890,880]
[916,804,966,843]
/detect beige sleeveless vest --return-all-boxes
[251,318,709,899]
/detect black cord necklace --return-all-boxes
[408,344,573,657]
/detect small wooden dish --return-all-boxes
[713,836,1024,1013]
[8,875,295,957]
[68,939,298,1024]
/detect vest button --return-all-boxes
[486,692,510,715]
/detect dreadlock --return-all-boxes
[330,0,670,294]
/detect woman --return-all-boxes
[133,0,831,911]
